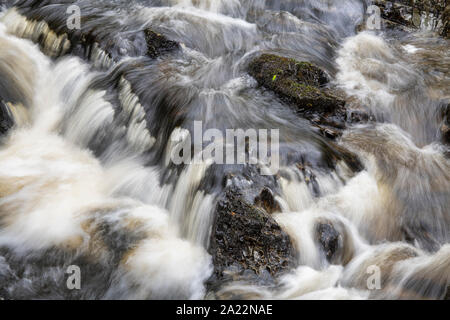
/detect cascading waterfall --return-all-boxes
[0,0,448,300]
[0,20,212,299]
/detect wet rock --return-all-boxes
[315,222,340,263]
[248,54,340,113]
[0,209,148,299]
[322,141,365,173]
[209,187,296,286]
[144,29,180,59]
[10,4,180,62]
[442,5,450,38]
[0,246,109,300]
[248,54,368,137]
[0,100,14,136]
[441,123,450,145]
[254,187,281,214]
[374,0,448,36]
[376,1,417,28]
[314,219,355,265]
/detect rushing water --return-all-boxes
[0,0,448,299]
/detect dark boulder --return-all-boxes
[314,219,355,265]
[248,54,369,138]
[0,100,14,136]
[442,122,450,145]
[144,29,180,59]
[315,221,340,263]
[248,54,341,115]
[209,187,296,287]
[254,187,281,214]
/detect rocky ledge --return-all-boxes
[7,4,180,62]
[373,0,449,37]
[207,167,297,294]
[248,53,369,139]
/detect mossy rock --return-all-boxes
[248,53,354,138]
[248,54,344,115]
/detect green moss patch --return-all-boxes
[248,54,344,114]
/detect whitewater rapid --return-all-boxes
[0,0,449,300]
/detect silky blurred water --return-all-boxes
[0,0,448,299]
